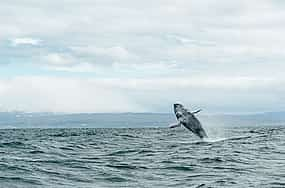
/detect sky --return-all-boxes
[1,0,285,113]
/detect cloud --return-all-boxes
[44,62,98,73]
[0,76,145,113]
[44,53,76,66]
[0,75,285,113]
[112,61,179,74]
[1,1,285,113]
[70,46,138,62]
[10,37,42,46]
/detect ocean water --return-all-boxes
[0,126,284,188]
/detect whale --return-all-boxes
[169,103,208,139]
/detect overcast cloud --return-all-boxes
[1,0,285,113]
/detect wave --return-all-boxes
[0,127,283,187]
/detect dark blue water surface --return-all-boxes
[0,126,284,188]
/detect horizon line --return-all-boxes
[1,110,285,116]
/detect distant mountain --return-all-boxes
[0,112,175,129]
[200,111,285,127]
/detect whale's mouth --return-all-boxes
[174,103,183,107]
[173,103,183,111]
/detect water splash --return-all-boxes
[203,137,228,143]
[203,135,252,143]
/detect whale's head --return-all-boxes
[174,103,183,111]
[173,103,184,120]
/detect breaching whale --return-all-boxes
[170,103,208,139]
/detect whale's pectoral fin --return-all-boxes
[169,123,181,129]
[192,109,202,114]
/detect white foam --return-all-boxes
[202,137,227,143]
[202,135,252,143]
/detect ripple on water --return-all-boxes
[106,163,148,170]
[107,149,139,156]
[199,157,224,163]
[0,141,25,148]
[161,165,194,171]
